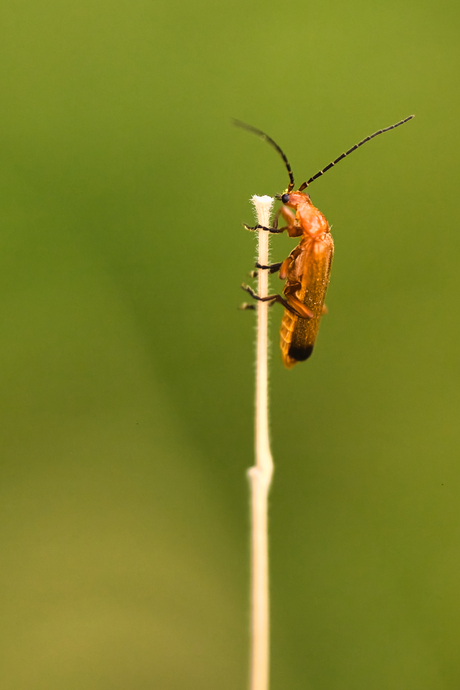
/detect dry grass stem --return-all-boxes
[248,194,275,690]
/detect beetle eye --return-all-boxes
[281,193,290,204]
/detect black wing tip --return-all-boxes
[288,344,314,362]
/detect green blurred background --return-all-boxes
[0,0,458,688]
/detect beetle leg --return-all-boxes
[276,206,303,238]
[282,282,314,319]
[255,261,283,273]
[241,284,311,318]
[243,223,287,234]
[241,284,287,309]
[241,284,278,304]
[278,256,293,280]
[270,208,283,230]
[242,299,276,310]
[283,281,301,296]
[285,294,314,319]
[278,205,295,224]
[286,225,303,238]
[243,205,298,234]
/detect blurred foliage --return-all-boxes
[0,0,459,688]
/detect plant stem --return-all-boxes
[248,194,275,690]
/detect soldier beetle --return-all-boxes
[237,115,414,367]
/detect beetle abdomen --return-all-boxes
[280,309,319,368]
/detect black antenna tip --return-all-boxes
[233,119,266,138]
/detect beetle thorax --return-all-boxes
[290,195,329,238]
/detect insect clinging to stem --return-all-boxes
[236,115,414,368]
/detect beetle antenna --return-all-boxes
[234,119,295,193]
[298,115,414,191]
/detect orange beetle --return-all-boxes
[237,116,414,367]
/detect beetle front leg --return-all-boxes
[277,206,303,238]
[246,207,298,236]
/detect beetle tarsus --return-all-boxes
[243,223,286,234]
[241,284,275,302]
[256,261,282,274]
[241,284,302,317]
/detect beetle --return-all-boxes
[236,116,414,367]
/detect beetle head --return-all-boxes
[275,191,311,208]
